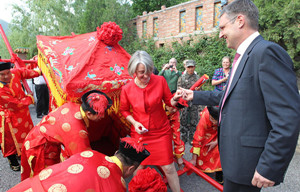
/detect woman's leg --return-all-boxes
[161,162,180,192]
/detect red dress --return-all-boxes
[120,74,173,165]
[0,68,40,157]
[9,150,126,192]
[190,107,222,173]
[21,102,91,180]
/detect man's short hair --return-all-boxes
[221,0,259,31]
[169,58,177,64]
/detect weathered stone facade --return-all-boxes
[132,0,234,47]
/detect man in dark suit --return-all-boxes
[179,0,300,191]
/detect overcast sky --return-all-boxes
[0,0,23,22]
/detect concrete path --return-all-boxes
[1,105,299,192]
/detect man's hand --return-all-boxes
[179,87,194,101]
[162,63,171,70]
[251,170,275,188]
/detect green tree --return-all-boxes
[131,0,189,16]
[3,0,133,59]
[254,0,300,70]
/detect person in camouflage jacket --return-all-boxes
[177,60,202,143]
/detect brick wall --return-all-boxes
[132,0,234,47]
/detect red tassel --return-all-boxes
[121,137,145,153]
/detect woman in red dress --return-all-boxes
[120,50,181,192]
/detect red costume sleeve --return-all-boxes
[0,91,34,108]
[11,67,41,80]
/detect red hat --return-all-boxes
[81,90,112,117]
[128,167,167,192]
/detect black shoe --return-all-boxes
[215,171,223,185]
[7,154,20,172]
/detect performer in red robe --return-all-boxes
[190,106,223,183]
[165,105,185,168]
[21,90,112,180]
[120,50,182,192]
[0,62,41,171]
[9,137,150,192]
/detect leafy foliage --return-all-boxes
[253,0,300,70]
[0,0,133,60]
[131,0,189,16]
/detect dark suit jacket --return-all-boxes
[193,35,300,185]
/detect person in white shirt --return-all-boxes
[33,75,49,118]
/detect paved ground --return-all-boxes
[1,105,300,192]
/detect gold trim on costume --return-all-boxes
[80,106,89,128]
[27,94,35,104]
[0,112,5,152]
[193,147,200,156]
[9,74,16,97]
[110,156,123,173]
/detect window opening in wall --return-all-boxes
[179,10,186,33]
[214,1,222,27]
[153,17,158,37]
[159,43,164,48]
[142,20,147,38]
[196,5,203,31]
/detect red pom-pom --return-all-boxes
[128,167,167,192]
[97,21,123,46]
[87,93,108,117]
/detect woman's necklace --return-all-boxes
[135,77,149,88]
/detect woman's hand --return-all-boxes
[133,121,148,135]
[223,76,228,82]
[126,115,148,135]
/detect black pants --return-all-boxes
[223,178,261,192]
[35,84,49,116]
